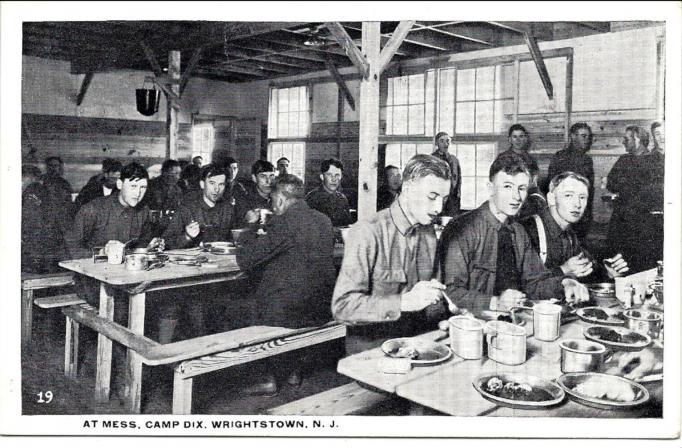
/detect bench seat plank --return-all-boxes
[22,273,74,290]
[267,382,387,416]
[34,294,85,309]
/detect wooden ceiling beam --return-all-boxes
[75,72,94,106]
[341,26,415,57]
[577,22,611,32]
[140,40,163,76]
[324,22,369,78]
[325,55,355,111]
[377,20,415,73]
[523,33,553,100]
[421,23,496,47]
[179,47,203,96]
[253,31,349,57]
[402,28,459,51]
[488,22,554,41]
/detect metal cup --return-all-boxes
[532,302,562,342]
[485,321,527,365]
[559,339,606,373]
[105,240,125,265]
[449,316,484,360]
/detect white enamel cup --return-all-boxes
[449,316,484,360]
[533,302,562,342]
[485,321,527,365]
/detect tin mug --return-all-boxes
[485,321,527,365]
[532,302,562,341]
[449,316,483,360]
[105,240,125,265]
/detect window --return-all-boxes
[268,86,310,180]
[267,142,305,179]
[384,143,433,173]
[384,71,435,136]
[192,124,214,163]
[268,86,310,138]
[452,143,496,209]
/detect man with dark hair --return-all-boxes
[333,154,452,354]
[276,157,290,176]
[145,159,183,212]
[437,153,589,316]
[498,124,539,179]
[233,159,275,228]
[546,122,595,240]
[158,163,234,343]
[377,165,402,211]
[431,131,461,217]
[22,165,50,272]
[237,174,336,395]
[192,155,203,168]
[644,121,664,265]
[522,171,628,280]
[178,163,202,196]
[306,158,353,226]
[75,158,123,211]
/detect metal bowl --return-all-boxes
[557,372,649,409]
[559,339,607,373]
[623,309,663,339]
[473,373,565,410]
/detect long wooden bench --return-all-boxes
[21,271,75,347]
[267,382,388,416]
[61,303,346,414]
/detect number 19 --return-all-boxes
[37,391,53,403]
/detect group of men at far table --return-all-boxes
[22,121,663,398]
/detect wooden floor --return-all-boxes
[21,307,351,415]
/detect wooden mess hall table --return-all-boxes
[338,318,663,418]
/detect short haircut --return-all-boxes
[508,124,528,137]
[384,165,400,177]
[569,122,592,136]
[224,157,238,166]
[180,164,201,182]
[251,159,275,176]
[626,125,650,149]
[120,162,149,182]
[488,151,531,181]
[161,159,181,173]
[200,163,229,181]
[277,157,290,164]
[45,156,63,165]
[102,158,123,173]
[548,171,591,193]
[272,174,305,200]
[651,121,662,134]
[320,158,344,174]
[434,131,450,142]
[22,164,42,179]
[402,154,451,183]
[192,155,203,162]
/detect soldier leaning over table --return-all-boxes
[159,163,235,344]
[64,162,163,401]
[332,154,452,355]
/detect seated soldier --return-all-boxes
[232,159,275,228]
[306,158,353,226]
[522,171,629,281]
[74,158,122,212]
[145,159,183,233]
[437,153,589,316]
[159,164,235,343]
[236,174,336,395]
[377,164,402,211]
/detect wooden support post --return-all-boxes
[64,316,79,379]
[377,20,415,73]
[524,33,553,100]
[564,53,574,145]
[180,47,203,97]
[21,289,33,350]
[172,371,194,415]
[166,50,181,160]
[325,22,370,78]
[76,72,94,106]
[357,22,381,221]
[325,56,356,111]
[94,283,114,403]
[125,292,146,414]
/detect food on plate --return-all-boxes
[387,345,419,359]
[573,377,636,402]
[627,310,660,320]
[483,376,554,402]
[497,315,513,323]
[589,327,648,344]
[582,308,609,320]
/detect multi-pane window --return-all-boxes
[452,143,496,209]
[268,86,309,138]
[192,124,214,163]
[384,143,433,172]
[268,86,310,180]
[384,71,435,136]
[267,142,305,180]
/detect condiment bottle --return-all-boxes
[623,284,633,309]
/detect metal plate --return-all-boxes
[584,326,651,352]
[473,373,565,410]
[557,372,649,410]
[576,307,626,326]
[382,337,452,365]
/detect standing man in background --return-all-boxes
[74,158,122,211]
[276,157,290,177]
[431,132,461,217]
[42,156,73,264]
[546,123,596,240]
[306,158,353,227]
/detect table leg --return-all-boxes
[172,370,193,415]
[21,288,34,350]
[125,291,146,413]
[94,283,114,403]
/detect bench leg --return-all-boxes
[125,292,146,414]
[172,371,193,415]
[95,284,114,403]
[64,316,80,379]
[21,289,34,350]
